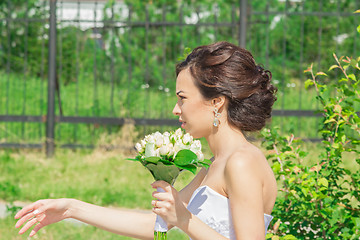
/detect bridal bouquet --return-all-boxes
[128,128,211,240]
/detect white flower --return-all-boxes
[140,140,146,148]
[135,143,143,153]
[145,135,155,143]
[145,142,156,157]
[154,132,164,147]
[167,143,174,156]
[159,144,169,155]
[163,131,170,137]
[190,140,202,153]
[183,133,193,144]
[163,135,170,145]
[175,128,183,138]
[155,148,160,157]
[196,151,204,161]
[153,131,162,139]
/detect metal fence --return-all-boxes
[0,0,359,156]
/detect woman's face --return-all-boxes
[172,68,213,138]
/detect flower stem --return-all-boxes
[154,231,167,240]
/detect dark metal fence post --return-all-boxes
[239,0,247,48]
[46,0,57,157]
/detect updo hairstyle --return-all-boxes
[176,41,277,132]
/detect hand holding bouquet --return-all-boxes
[128,128,211,239]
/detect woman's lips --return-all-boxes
[180,120,186,128]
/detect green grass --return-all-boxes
[0,149,198,207]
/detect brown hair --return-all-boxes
[176,41,277,132]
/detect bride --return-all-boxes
[15,41,277,240]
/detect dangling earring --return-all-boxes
[213,108,221,127]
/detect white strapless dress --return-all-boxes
[187,185,273,239]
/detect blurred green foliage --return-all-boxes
[262,51,360,239]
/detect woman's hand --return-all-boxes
[151,181,191,229]
[15,198,73,237]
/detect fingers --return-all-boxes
[151,180,172,192]
[151,181,173,199]
[15,201,45,228]
[14,202,39,220]
[29,222,44,237]
[17,216,39,235]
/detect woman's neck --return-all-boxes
[205,124,248,160]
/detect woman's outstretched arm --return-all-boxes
[15,198,156,239]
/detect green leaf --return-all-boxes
[305,79,314,89]
[145,162,180,184]
[199,158,212,168]
[283,234,298,240]
[316,72,327,76]
[355,158,360,165]
[357,25,360,33]
[301,187,308,197]
[145,156,161,163]
[175,163,197,174]
[348,73,356,81]
[174,149,198,166]
[126,158,140,162]
[318,178,329,188]
[334,104,342,113]
[341,134,346,143]
[353,217,360,228]
[328,65,339,71]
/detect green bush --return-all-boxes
[263,50,360,239]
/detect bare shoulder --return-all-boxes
[224,144,266,176]
[224,143,277,214]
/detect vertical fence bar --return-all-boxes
[127,5,132,118]
[195,6,201,45]
[298,0,305,137]
[315,0,323,139]
[22,0,29,139]
[280,0,288,129]
[40,0,47,139]
[93,1,98,117]
[231,5,236,42]
[5,0,11,139]
[179,5,183,54]
[46,0,57,157]
[213,4,218,42]
[317,0,323,69]
[162,5,167,119]
[265,0,270,68]
[110,2,115,116]
[239,0,247,48]
[57,0,63,141]
[73,0,80,143]
[353,0,359,58]
[144,5,149,119]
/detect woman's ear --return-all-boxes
[212,96,226,110]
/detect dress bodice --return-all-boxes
[187,185,273,239]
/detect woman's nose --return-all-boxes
[172,103,181,116]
